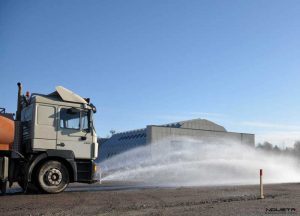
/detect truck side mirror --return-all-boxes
[90,103,97,113]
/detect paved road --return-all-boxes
[0,182,299,215]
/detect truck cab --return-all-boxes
[22,86,98,160]
[0,84,99,194]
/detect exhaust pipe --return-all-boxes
[16,82,22,121]
[13,82,23,154]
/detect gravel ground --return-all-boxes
[0,182,299,216]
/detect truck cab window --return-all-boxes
[60,108,80,130]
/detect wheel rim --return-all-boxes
[44,168,63,186]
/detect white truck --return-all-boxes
[0,83,98,194]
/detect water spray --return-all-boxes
[98,137,300,187]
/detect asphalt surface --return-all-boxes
[0,182,299,216]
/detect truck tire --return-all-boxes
[37,160,69,194]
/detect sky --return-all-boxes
[1,0,300,146]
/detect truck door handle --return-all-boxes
[57,143,65,147]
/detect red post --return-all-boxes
[260,169,264,199]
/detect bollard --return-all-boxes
[260,169,264,199]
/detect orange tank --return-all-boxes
[0,115,15,151]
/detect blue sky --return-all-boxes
[1,0,300,146]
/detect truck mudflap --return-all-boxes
[0,157,9,194]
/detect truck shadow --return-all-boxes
[1,184,163,196]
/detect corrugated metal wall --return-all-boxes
[97,129,147,162]
[149,126,254,146]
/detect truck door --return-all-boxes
[57,107,93,159]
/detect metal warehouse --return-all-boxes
[98,119,255,162]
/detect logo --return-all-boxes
[265,208,296,214]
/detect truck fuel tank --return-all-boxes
[0,115,15,151]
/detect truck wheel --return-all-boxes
[37,161,69,194]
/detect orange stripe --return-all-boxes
[0,144,10,151]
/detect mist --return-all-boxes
[98,137,300,186]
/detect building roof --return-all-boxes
[103,119,226,139]
[158,118,227,132]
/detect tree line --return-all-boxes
[256,141,300,157]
